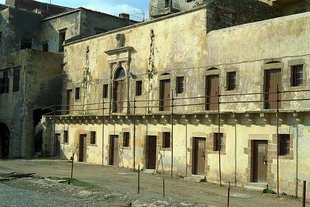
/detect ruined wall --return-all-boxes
[79,9,137,38]
[206,0,281,32]
[41,10,81,53]
[0,50,63,157]
[0,8,42,56]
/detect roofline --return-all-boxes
[42,7,138,23]
[64,5,208,47]
[42,8,81,21]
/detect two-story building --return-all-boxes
[0,0,137,158]
[46,0,310,198]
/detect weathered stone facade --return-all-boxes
[47,7,310,199]
[0,1,138,158]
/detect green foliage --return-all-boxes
[61,177,98,188]
[263,189,276,194]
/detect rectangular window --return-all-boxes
[90,131,96,144]
[75,87,80,100]
[13,67,20,92]
[63,130,68,143]
[226,71,236,91]
[103,84,108,98]
[278,134,290,155]
[42,42,48,52]
[213,133,223,151]
[58,29,66,52]
[291,65,303,87]
[176,76,184,94]
[0,70,9,93]
[136,80,142,96]
[162,132,171,148]
[21,37,32,50]
[123,132,130,147]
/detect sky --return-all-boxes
[0,0,149,20]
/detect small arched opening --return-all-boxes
[113,67,126,113]
[0,122,10,157]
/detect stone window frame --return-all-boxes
[288,59,307,89]
[207,132,226,155]
[158,127,172,151]
[120,128,131,150]
[272,133,294,160]
[87,131,98,147]
[102,83,109,100]
[223,67,239,93]
[63,130,69,145]
[135,79,143,97]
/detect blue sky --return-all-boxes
[0,0,149,20]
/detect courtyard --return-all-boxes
[0,159,305,207]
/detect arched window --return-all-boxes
[114,67,126,80]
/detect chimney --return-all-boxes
[119,13,130,20]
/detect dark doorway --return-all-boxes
[0,123,10,157]
[54,133,61,157]
[252,140,268,182]
[159,79,171,111]
[33,108,52,155]
[146,136,157,169]
[206,75,219,110]
[264,69,281,109]
[192,137,206,175]
[79,134,87,162]
[109,135,119,165]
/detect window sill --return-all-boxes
[161,147,172,151]
[121,146,131,150]
[89,144,98,147]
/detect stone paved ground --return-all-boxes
[0,159,305,207]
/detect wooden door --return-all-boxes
[146,136,157,169]
[206,75,219,110]
[264,69,281,109]
[113,80,126,113]
[109,135,119,165]
[159,79,171,111]
[66,90,73,114]
[193,138,206,175]
[252,141,268,182]
[79,134,87,162]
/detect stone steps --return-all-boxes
[184,175,206,183]
[244,182,268,192]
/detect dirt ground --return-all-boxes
[0,159,306,207]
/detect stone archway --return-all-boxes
[0,122,10,157]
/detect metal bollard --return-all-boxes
[137,165,140,193]
[163,178,166,198]
[227,182,231,207]
[302,181,306,207]
[69,153,74,185]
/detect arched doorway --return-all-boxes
[113,67,126,113]
[0,123,10,157]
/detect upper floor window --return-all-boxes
[75,87,80,100]
[21,37,32,50]
[291,65,303,87]
[164,0,170,8]
[58,29,66,52]
[176,76,184,94]
[136,80,142,96]
[226,71,236,91]
[0,70,9,94]
[13,67,20,92]
[103,84,108,99]
[114,67,126,80]
[187,0,195,2]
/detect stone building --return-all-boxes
[0,0,137,158]
[45,0,310,199]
